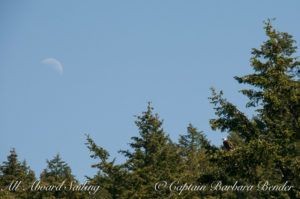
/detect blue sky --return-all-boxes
[1,0,300,182]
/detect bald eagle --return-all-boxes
[222,138,234,151]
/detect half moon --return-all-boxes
[42,58,63,75]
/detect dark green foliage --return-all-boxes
[208,19,300,199]
[85,134,128,199]
[40,154,75,183]
[119,102,184,198]
[0,148,36,199]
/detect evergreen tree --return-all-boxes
[178,124,217,198]
[39,154,81,199]
[40,154,74,183]
[0,148,36,199]
[209,19,300,198]
[85,134,127,199]
[119,102,183,198]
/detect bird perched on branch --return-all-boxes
[222,138,235,151]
